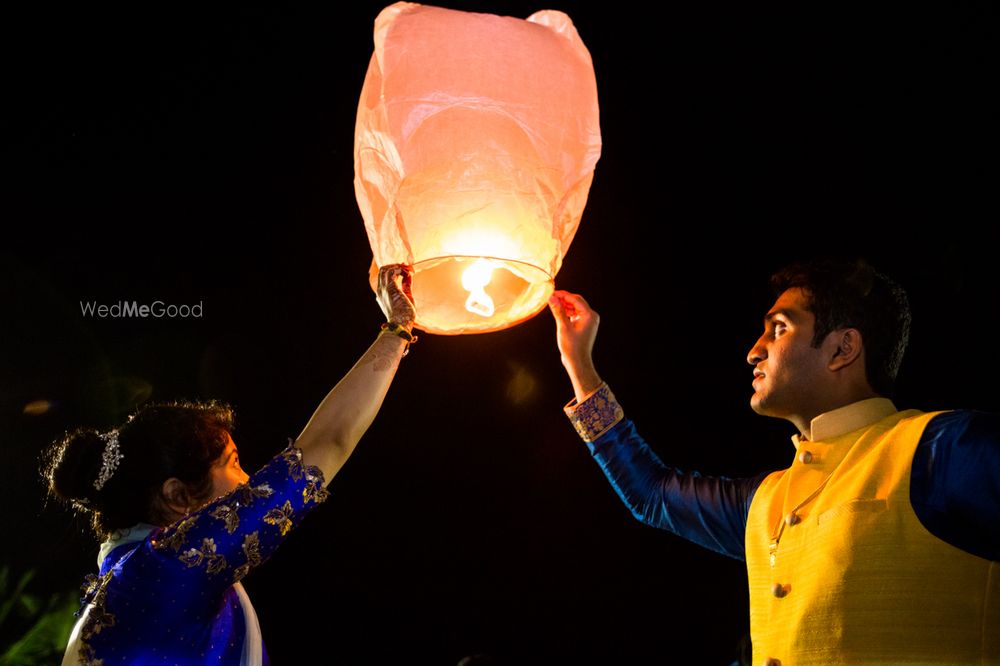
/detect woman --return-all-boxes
[43,265,417,665]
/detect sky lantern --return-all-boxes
[354,2,601,335]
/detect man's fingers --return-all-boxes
[548,299,565,326]
[559,292,591,315]
[554,291,593,322]
[549,293,574,322]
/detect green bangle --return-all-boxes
[381,322,417,344]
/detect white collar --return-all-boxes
[97,523,157,569]
[791,397,898,448]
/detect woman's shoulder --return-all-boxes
[141,439,330,585]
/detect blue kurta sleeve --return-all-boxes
[910,410,1000,562]
[148,439,329,592]
[565,385,768,561]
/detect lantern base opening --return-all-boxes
[410,256,553,335]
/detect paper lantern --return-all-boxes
[354,2,601,334]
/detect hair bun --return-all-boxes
[45,428,107,505]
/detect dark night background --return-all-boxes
[2,2,995,664]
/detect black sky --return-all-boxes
[2,2,996,663]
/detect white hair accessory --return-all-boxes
[93,430,123,491]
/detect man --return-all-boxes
[549,259,999,665]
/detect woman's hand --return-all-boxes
[377,264,416,332]
[549,290,604,403]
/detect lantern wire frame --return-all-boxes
[371,255,553,335]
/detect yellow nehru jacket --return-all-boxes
[746,398,1000,665]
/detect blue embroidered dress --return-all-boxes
[62,441,329,666]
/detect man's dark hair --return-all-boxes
[771,258,911,397]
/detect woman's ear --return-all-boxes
[160,477,192,518]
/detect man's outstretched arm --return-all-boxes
[550,291,769,560]
[911,409,1000,562]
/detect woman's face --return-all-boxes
[207,433,250,501]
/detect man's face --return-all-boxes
[746,287,831,419]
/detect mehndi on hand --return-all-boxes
[376,264,416,332]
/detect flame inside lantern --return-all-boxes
[461,259,497,317]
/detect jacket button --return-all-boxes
[784,512,801,526]
[772,582,789,598]
[764,659,782,666]
[798,450,813,464]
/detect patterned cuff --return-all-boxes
[563,383,624,442]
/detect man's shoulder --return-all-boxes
[922,408,1000,432]
[890,408,1000,448]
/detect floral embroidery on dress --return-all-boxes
[303,469,329,506]
[77,570,116,665]
[232,531,262,582]
[79,639,105,666]
[178,537,228,575]
[152,514,199,552]
[280,445,305,481]
[281,442,328,504]
[210,504,240,534]
[234,482,274,506]
[263,500,294,536]
[79,573,102,604]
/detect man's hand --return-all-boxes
[377,264,416,332]
[549,290,604,403]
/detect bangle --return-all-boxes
[380,322,417,351]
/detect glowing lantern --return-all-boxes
[354,2,601,334]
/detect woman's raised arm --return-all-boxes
[294,264,415,485]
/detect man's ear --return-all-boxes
[160,477,192,517]
[828,328,864,371]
